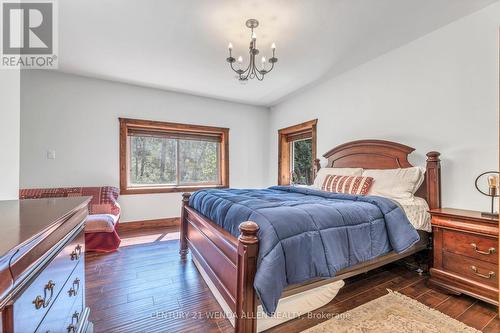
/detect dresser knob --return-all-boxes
[33,295,44,309]
[72,311,80,323]
[68,277,80,297]
[66,311,80,332]
[470,265,496,279]
[70,244,82,260]
[470,243,496,255]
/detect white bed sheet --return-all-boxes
[393,197,431,232]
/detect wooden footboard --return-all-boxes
[180,193,259,333]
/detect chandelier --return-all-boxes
[226,19,278,82]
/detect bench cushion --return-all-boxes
[85,214,118,233]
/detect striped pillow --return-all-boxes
[321,175,374,195]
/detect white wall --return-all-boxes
[268,3,500,212]
[0,70,20,200]
[20,71,269,221]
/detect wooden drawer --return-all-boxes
[35,261,84,333]
[443,229,497,264]
[13,231,84,333]
[442,252,498,288]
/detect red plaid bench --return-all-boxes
[19,186,122,252]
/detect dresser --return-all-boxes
[0,197,93,333]
[429,208,498,306]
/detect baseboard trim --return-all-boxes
[119,217,180,231]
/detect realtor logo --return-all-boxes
[1,0,58,68]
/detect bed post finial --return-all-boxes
[427,151,440,162]
[179,193,191,260]
[239,222,259,244]
[236,221,259,333]
[313,158,321,179]
[425,151,441,210]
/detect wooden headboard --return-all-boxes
[313,140,441,209]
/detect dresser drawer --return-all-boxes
[35,261,84,333]
[443,229,497,264]
[442,252,498,288]
[13,231,84,333]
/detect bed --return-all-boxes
[179,140,441,333]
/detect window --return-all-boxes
[120,118,229,194]
[278,119,317,185]
[291,138,313,185]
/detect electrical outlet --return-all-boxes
[46,150,56,160]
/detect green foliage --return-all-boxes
[130,136,219,185]
[179,140,218,183]
[292,139,313,185]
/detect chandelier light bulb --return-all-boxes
[228,42,233,50]
[271,42,276,50]
[261,56,266,63]
[237,56,243,63]
[252,31,257,40]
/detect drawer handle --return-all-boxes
[70,244,82,261]
[470,243,496,255]
[470,265,496,279]
[32,280,56,309]
[68,277,80,297]
[33,295,44,309]
[67,311,80,332]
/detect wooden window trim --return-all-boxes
[278,119,317,185]
[119,118,229,194]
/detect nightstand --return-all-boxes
[429,208,498,306]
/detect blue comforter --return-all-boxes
[189,186,419,314]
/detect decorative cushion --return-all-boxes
[362,167,425,199]
[81,187,121,217]
[313,167,364,188]
[85,214,118,233]
[321,175,374,195]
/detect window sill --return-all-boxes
[120,184,228,195]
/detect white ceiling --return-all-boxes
[58,0,497,106]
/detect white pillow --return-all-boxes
[362,167,425,199]
[313,167,364,188]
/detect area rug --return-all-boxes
[302,289,481,333]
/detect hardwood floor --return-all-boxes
[86,226,499,333]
